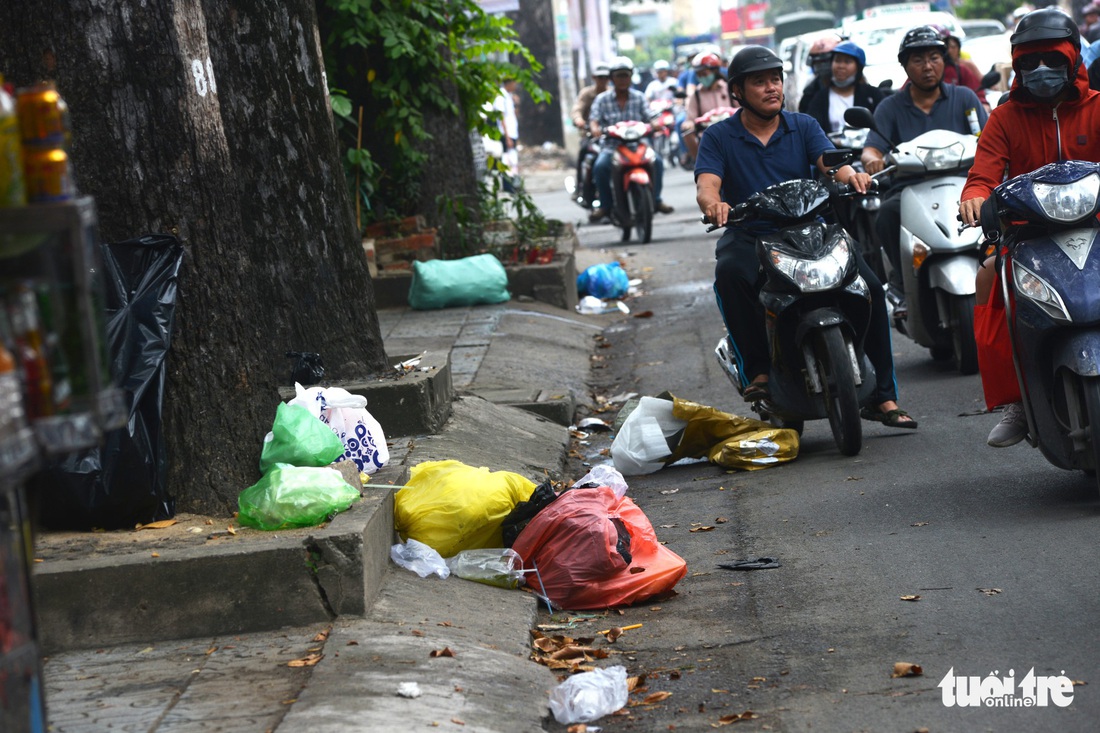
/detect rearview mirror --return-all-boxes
[821,149,853,169]
[843,106,875,130]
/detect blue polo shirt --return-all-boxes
[694,109,832,235]
[865,82,986,154]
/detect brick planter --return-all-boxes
[373,221,578,311]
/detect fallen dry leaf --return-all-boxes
[150,552,160,558]
[451,718,465,726]
[633,310,654,318]
[659,524,678,528]
[430,647,455,658]
[346,641,359,646]
[227,525,237,535]
[900,595,921,602]
[626,674,648,691]
[205,646,218,655]
[287,652,323,668]
[604,627,624,643]
[711,688,729,694]
[977,588,1002,596]
[567,725,589,733]
[312,630,330,642]
[136,519,177,530]
[911,521,929,527]
[438,621,453,627]
[411,629,425,637]
[892,662,923,678]
[715,517,729,524]
[690,526,716,533]
[660,489,679,495]
[641,691,673,704]
[712,710,758,726]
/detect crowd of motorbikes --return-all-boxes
[563,88,1100,491]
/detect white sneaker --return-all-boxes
[987,402,1027,447]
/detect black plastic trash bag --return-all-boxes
[32,234,184,529]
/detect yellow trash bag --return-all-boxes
[394,460,537,557]
[666,395,799,470]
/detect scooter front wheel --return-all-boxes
[950,293,979,375]
[628,182,654,244]
[815,325,863,456]
[1082,377,1100,495]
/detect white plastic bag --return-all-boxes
[390,538,450,578]
[290,383,390,474]
[610,397,687,475]
[571,464,629,499]
[445,548,525,589]
[548,665,628,724]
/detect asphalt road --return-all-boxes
[531,161,1100,732]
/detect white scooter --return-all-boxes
[845,107,984,374]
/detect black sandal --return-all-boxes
[743,379,770,402]
[860,406,918,429]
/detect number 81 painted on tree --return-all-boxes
[191,58,217,97]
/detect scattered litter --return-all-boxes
[446,548,525,589]
[577,295,630,316]
[397,682,422,698]
[390,538,450,578]
[576,417,612,431]
[977,587,1002,596]
[429,647,456,658]
[394,353,425,373]
[718,557,780,570]
[548,666,629,724]
[892,662,923,678]
[571,464,629,498]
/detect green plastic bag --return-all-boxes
[259,402,345,474]
[238,465,360,530]
[407,253,510,310]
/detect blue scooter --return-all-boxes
[980,160,1100,491]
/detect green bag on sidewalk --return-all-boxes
[238,465,360,530]
[259,402,345,474]
[407,253,510,310]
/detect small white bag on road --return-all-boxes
[548,665,628,724]
[610,396,686,475]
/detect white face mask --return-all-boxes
[832,75,857,88]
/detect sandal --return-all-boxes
[743,379,770,402]
[860,406,918,430]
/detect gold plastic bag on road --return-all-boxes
[667,395,799,470]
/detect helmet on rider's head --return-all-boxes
[593,61,610,78]
[897,25,948,65]
[693,52,723,71]
[727,46,784,87]
[608,56,635,74]
[832,40,866,71]
[653,59,670,72]
[1011,7,1081,50]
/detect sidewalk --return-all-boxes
[34,296,620,732]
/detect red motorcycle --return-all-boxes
[648,99,678,168]
[600,119,657,244]
[694,106,739,137]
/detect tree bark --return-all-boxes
[0,1,388,515]
[510,0,565,147]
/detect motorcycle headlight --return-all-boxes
[915,141,964,171]
[1033,173,1100,223]
[770,238,851,292]
[618,122,646,141]
[1012,260,1071,322]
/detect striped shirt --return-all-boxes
[589,88,656,149]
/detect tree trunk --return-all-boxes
[509,0,565,148]
[0,1,388,515]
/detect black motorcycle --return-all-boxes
[712,151,877,455]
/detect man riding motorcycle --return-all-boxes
[958,8,1100,447]
[570,61,610,208]
[862,25,988,309]
[589,56,673,222]
[695,46,917,429]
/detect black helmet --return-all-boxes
[1011,8,1081,50]
[727,46,784,86]
[897,26,947,65]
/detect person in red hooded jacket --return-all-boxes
[959,7,1100,448]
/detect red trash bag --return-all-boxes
[512,486,688,610]
[974,269,1022,410]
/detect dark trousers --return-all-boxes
[876,189,904,289]
[713,226,899,404]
